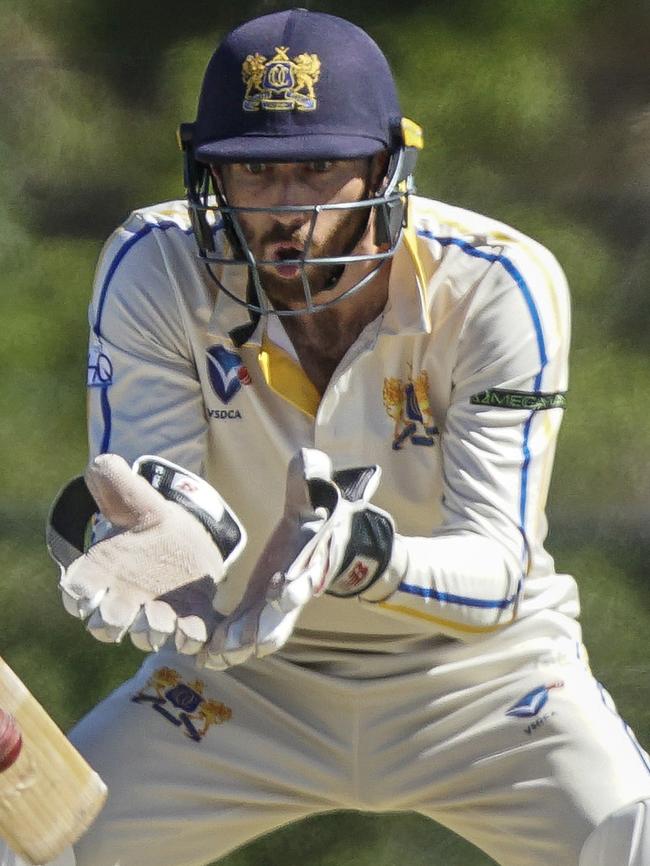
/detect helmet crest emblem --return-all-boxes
[242,47,321,112]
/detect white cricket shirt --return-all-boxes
[87,195,579,653]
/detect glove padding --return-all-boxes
[204,447,402,669]
[47,454,246,654]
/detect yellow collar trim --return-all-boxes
[258,334,320,419]
[402,201,429,315]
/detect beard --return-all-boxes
[257,261,344,310]
[246,203,372,311]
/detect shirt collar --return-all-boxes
[378,195,442,336]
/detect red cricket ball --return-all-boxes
[0,709,22,772]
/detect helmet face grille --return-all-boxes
[192,194,407,317]
[181,145,417,317]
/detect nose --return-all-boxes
[268,166,314,222]
[271,207,310,233]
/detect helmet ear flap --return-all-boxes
[178,123,216,254]
[373,138,419,248]
[374,199,402,247]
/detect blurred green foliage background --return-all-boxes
[0,1,648,863]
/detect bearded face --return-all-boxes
[215,156,387,311]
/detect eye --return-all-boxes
[244,163,268,175]
[307,160,334,173]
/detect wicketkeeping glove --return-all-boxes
[272,448,408,606]
[47,454,246,654]
[203,447,407,669]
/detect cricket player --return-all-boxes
[3,9,649,866]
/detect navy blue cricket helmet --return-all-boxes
[178,8,423,316]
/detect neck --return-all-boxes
[281,260,391,395]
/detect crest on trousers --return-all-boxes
[132,667,232,742]
[383,367,438,450]
[206,344,252,404]
[242,47,321,112]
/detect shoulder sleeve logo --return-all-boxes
[470,389,567,411]
[87,344,113,387]
[242,46,320,112]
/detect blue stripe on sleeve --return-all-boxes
[419,232,548,384]
[397,581,519,609]
[100,386,112,454]
[414,229,549,610]
[94,224,152,339]
[519,413,535,540]
[597,683,650,774]
[91,217,216,453]
[93,220,197,338]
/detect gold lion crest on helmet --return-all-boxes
[242,46,321,112]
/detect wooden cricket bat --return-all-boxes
[0,657,107,864]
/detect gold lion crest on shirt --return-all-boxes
[383,368,438,450]
[242,46,321,112]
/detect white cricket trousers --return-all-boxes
[2,615,650,866]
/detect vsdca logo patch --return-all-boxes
[506,681,564,719]
[206,344,252,404]
[132,667,232,742]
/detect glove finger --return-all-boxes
[87,588,144,643]
[285,448,337,520]
[85,454,167,529]
[205,603,259,669]
[60,582,108,620]
[283,530,334,601]
[277,520,328,581]
[255,603,300,657]
[60,557,113,619]
[220,643,255,667]
[201,641,249,671]
[275,572,314,611]
[219,608,259,666]
[199,650,229,671]
[129,600,177,652]
[174,615,209,655]
[201,618,234,669]
[298,447,333,481]
[85,608,130,643]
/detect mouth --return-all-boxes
[269,243,304,278]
